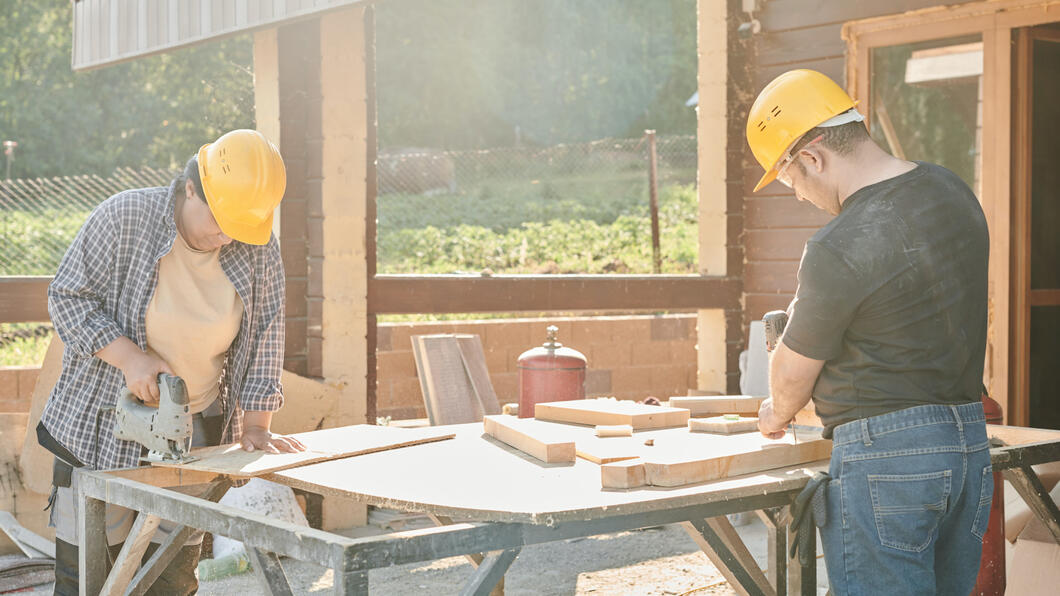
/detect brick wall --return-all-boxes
[0,366,39,413]
[376,314,698,421]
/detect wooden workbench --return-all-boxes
[74,423,1060,596]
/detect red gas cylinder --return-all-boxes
[973,391,1006,596]
[517,325,586,418]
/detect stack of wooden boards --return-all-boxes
[483,397,831,490]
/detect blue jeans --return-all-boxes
[821,402,993,596]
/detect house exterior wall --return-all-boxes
[734,0,980,335]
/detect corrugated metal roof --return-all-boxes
[72,0,365,71]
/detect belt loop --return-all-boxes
[860,418,872,446]
[951,405,964,433]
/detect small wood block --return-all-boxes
[688,416,759,434]
[483,415,575,463]
[502,403,519,416]
[534,399,689,430]
[601,459,647,489]
[595,425,633,437]
[668,395,764,416]
[643,437,833,487]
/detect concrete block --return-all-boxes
[571,319,613,348]
[484,321,532,349]
[590,342,632,368]
[611,366,654,393]
[490,372,518,402]
[585,370,613,396]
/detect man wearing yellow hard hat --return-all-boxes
[748,70,990,594]
[40,129,306,594]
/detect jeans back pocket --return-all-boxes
[971,466,994,540]
[869,470,952,552]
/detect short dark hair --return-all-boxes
[183,156,205,199]
[791,120,870,175]
[793,120,870,157]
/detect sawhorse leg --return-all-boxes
[249,547,295,596]
[431,514,511,596]
[756,508,787,595]
[682,515,776,596]
[80,480,231,596]
[1004,465,1060,544]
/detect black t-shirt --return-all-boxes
[782,162,989,437]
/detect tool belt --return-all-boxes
[789,471,831,567]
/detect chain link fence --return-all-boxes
[0,135,697,277]
[0,167,180,276]
[378,134,696,202]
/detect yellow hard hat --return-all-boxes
[746,69,858,192]
[197,129,286,245]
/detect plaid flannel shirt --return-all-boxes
[41,180,285,470]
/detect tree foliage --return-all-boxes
[0,0,697,176]
[376,0,698,150]
[0,0,255,178]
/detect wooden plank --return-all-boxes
[744,196,831,230]
[643,437,833,488]
[754,22,845,67]
[600,459,646,489]
[534,399,690,430]
[743,229,814,262]
[669,396,765,417]
[368,275,739,314]
[689,416,760,434]
[0,276,50,323]
[152,425,455,478]
[745,293,794,320]
[742,261,799,295]
[482,415,575,464]
[412,334,494,425]
[457,335,502,417]
[19,336,62,494]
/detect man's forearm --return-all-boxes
[243,410,274,431]
[95,335,143,370]
[768,342,823,423]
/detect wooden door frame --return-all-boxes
[1011,26,1060,426]
[843,0,1060,425]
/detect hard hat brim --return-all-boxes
[197,143,274,246]
[753,168,779,193]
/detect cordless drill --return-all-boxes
[762,310,788,353]
[762,310,796,441]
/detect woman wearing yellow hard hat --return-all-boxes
[41,129,305,595]
[746,69,991,595]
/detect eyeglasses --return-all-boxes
[775,134,823,188]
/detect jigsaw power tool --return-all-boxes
[113,373,195,463]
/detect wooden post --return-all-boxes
[647,129,661,274]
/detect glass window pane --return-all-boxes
[870,36,982,194]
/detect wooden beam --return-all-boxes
[0,276,50,323]
[368,275,738,314]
